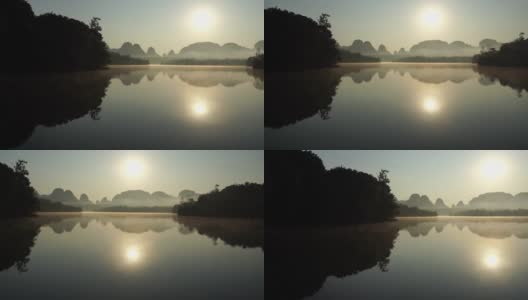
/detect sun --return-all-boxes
[190,7,215,32]
[420,8,443,29]
[479,157,508,181]
[123,157,145,178]
[125,246,142,264]
[423,97,440,114]
[191,100,210,117]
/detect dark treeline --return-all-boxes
[339,50,380,63]
[266,151,397,226]
[38,199,81,212]
[397,205,438,217]
[397,56,473,63]
[247,54,265,69]
[266,8,339,71]
[162,58,248,66]
[174,183,264,218]
[474,33,528,67]
[109,53,149,65]
[1,0,109,72]
[452,209,528,216]
[0,161,38,218]
[97,206,172,213]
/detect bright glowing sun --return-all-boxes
[125,246,141,263]
[483,253,500,269]
[423,97,440,114]
[190,8,214,32]
[192,101,209,117]
[479,157,508,181]
[123,158,145,178]
[420,8,443,29]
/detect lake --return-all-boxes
[2,66,263,149]
[0,213,264,300]
[265,63,528,149]
[266,217,528,300]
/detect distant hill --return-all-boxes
[468,192,528,209]
[399,192,528,213]
[409,40,479,57]
[113,42,147,57]
[343,40,378,56]
[178,42,255,59]
[40,188,200,209]
[340,39,496,59]
[40,188,92,207]
[112,41,261,61]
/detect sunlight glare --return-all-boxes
[423,97,440,114]
[420,8,443,29]
[125,246,141,264]
[483,253,500,269]
[191,101,209,117]
[479,157,508,181]
[190,7,215,32]
[123,157,145,178]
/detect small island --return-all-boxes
[266,151,398,226]
[474,33,528,67]
[174,183,264,218]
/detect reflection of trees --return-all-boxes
[265,64,479,129]
[36,214,177,234]
[0,219,40,272]
[1,72,111,148]
[475,66,528,97]
[266,70,342,128]
[2,66,261,149]
[398,218,528,239]
[266,224,399,300]
[175,216,263,249]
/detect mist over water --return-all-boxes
[0,214,264,300]
[266,63,528,149]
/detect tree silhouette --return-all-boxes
[0,160,38,218]
[2,0,110,71]
[174,183,264,218]
[474,33,528,67]
[266,151,397,226]
[265,8,339,71]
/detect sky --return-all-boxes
[0,151,263,202]
[265,0,528,51]
[27,0,264,54]
[315,151,528,205]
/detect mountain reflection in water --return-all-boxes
[267,217,528,300]
[1,66,263,149]
[0,213,263,300]
[266,64,528,149]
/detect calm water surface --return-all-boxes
[2,66,263,149]
[0,213,263,300]
[266,63,528,149]
[267,217,528,300]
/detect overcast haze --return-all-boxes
[0,151,263,202]
[28,0,264,54]
[265,0,528,51]
[315,151,528,205]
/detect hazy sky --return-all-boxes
[265,0,528,51]
[315,151,528,205]
[0,151,263,202]
[27,0,264,54]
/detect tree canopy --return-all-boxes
[265,8,339,71]
[474,33,528,67]
[1,0,109,71]
[174,183,264,218]
[266,151,398,226]
[0,160,38,218]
